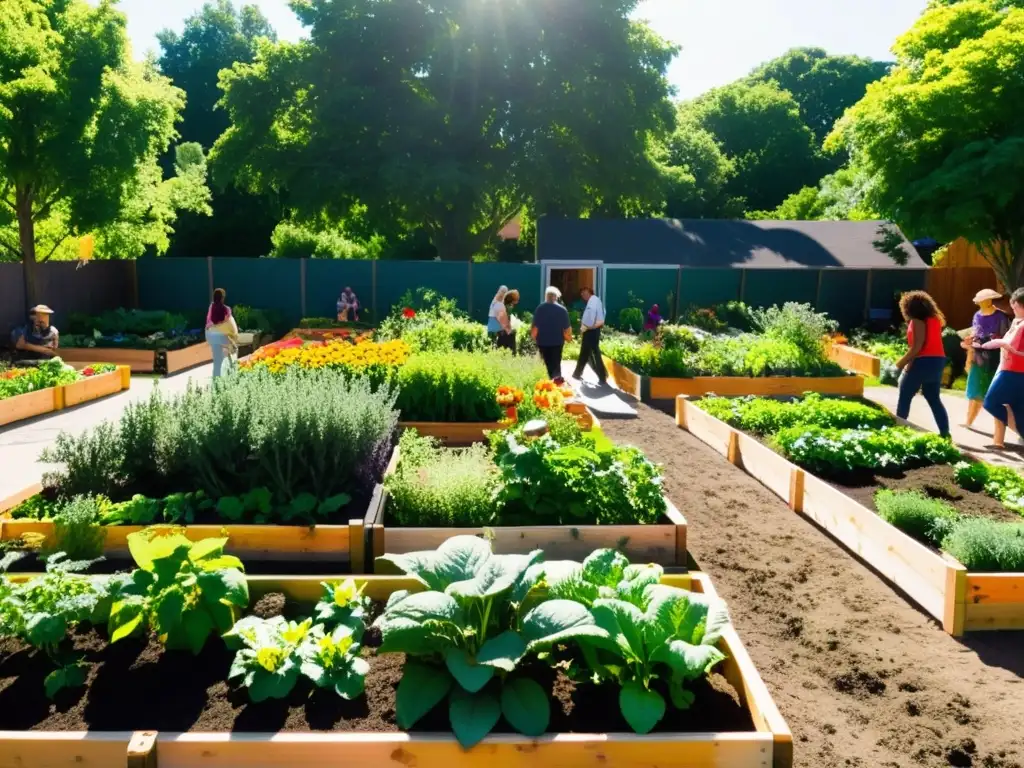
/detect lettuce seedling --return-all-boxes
[315,578,369,637]
[374,535,607,748]
[577,583,730,734]
[107,532,248,654]
[0,552,110,697]
[543,548,664,609]
[225,614,369,702]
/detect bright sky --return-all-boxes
[115,0,928,100]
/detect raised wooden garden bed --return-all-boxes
[0,474,386,573]
[0,571,792,768]
[60,344,211,375]
[0,368,130,428]
[604,356,864,401]
[676,396,1024,635]
[365,447,687,568]
[826,344,881,378]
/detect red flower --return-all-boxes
[82,367,95,377]
[402,307,416,319]
[506,406,517,420]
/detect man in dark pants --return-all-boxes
[531,286,572,384]
[573,286,608,385]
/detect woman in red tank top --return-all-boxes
[895,291,950,438]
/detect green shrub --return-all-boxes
[616,307,644,333]
[699,394,893,435]
[942,519,1024,572]
[42,369,398,510]
[269,220,373,259]
[749,302,836,356]
[874,490,960,547]
[772,425,961,475]
[659,325,700,353]
[396,351,544,422]
[65,308,189,337]
[386,430,499,526]
[50,496,106,561]
[953,461,1024,515]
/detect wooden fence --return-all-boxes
[926,267,1002,330]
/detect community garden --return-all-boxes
[2,292,1023,768]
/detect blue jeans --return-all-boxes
[206,329,233,378]
[897,356,950,437]
[984,369,1024,425]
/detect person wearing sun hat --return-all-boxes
[11,305,59,361]
[962,288,1010,429]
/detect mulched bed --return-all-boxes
[0,595,753,735]
[603,401,1024,768]
[831,463,1022,524]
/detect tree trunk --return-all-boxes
[15,184,38,309]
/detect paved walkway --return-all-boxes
[561,360,637,418]
[866,386,1023,469]
[0,364,214,502]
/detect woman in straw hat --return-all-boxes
[962,288,1009,430]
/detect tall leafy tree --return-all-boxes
[830,0,1024,288]
[157,0,280,258]
[213,0,677,261]
[657,116,744,219]
[680,81,822,212]
[0,0,186,304]
[748,47,891,145]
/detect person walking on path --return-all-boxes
[487,285,514,353]
[895,290,950,439]
[531,286,571,384]
[206,288,239,378]
[980,287,1024,448]
[12,305,59,361]
[497,289,520,354]
[962,288,1009,429]
[573,286,609,385]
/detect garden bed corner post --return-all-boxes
[942,560,968,637]
[127,730,158,768]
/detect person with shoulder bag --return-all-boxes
[206,288,239,378]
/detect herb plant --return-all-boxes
[772,425,960,475]
[315,578,369,635]
[107,532,249,654]
[874,490,960,547]
[50,496,106,561]
[374,536,608,748]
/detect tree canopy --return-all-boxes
[212,0,678,260]
[830,0,1024,287]
[157,0,279,258]
[0,0,198,303]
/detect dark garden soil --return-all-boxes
[831,463,1023,524]
[0,594,752,735]
[601,401,1024,768]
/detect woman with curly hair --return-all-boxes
[895,290,950,439]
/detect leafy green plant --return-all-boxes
[659,325,701,353]
[941,519,1024,572]
[953,461,1024,515]
[315,578,370,635]
[373,536,607,748]
[225,616,314,701]
[0,553,110,697]
[299,623,369,700]
[772,425,961,475]
[386,430,500,527]
[617,307,645,333]
[107,532,249,654]
[699,393,894,435]
[749,302,836,356]
[0,358,80,399]
[543,550,729,734]
[493,429,666,526]
[50,496,106,561]
[874,490,960,547]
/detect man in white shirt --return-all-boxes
[572,286,609,385]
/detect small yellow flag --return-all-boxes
[79,234,94,262]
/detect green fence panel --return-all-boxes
[818,270,869,329]
[604,268,678,327]
[305,260,375,323]
[870,269,928,309]
[741,269,819,309]
[677,269,741,313]
[375,261,471,317]
[212,258,303,323]
[138,258,210,313]
[471,263,541,321]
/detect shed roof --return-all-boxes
[536,218,927,269]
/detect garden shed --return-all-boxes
[535,218,929,328]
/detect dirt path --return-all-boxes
[601,403,1024,768]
